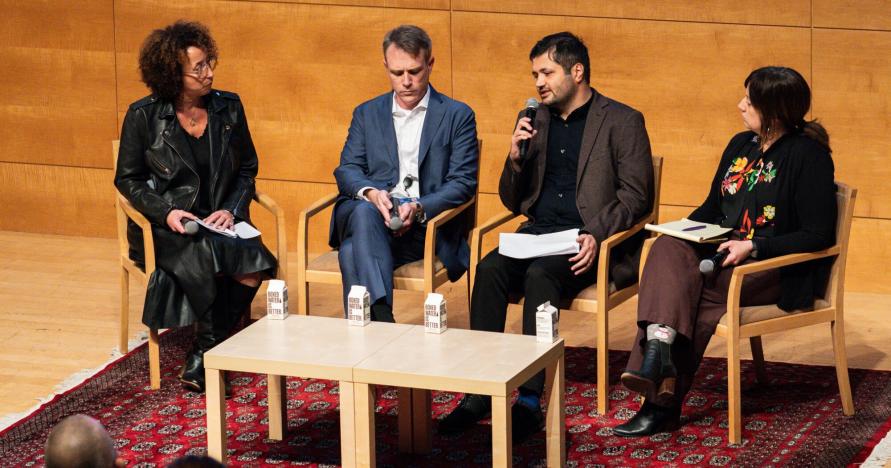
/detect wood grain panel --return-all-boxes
[253,179,337,254]
[813,29,891,219]
[0,1,117,168]
[814,0,891,31]
[451,0,810,27]
[114,0,452,184]
[0,163,116,237]
[242,0,449,9]
[452,12,811,204]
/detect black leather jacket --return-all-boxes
[114,89,258,227]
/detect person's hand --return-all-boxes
[166,209,198,234]
[569,233,598,275]
[365,188,393,226]
[508,116,537,170]
[204,210,235,230]
[718,239,754,267]
[393,202,419,236]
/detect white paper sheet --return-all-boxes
[194,220,261,239]
[498,228,580,259]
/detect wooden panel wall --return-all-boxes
[1,0,889,293]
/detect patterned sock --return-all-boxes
[646,323,677,344]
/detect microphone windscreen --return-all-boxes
[525,98,540,109]
[699,259,715,275]
[389,216,403,231]
[183,220,199,235]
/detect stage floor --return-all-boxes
[2,230,890,419]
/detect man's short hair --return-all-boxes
[45,415,117,468]
[382,25,432,61]
[529,32,590,84]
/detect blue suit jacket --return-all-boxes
[330,86,479,281]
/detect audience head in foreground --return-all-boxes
[44,414,125,468]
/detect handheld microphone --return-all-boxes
[518,98,539,161]
[699,250,729,275]
[388,196,403,231]
[183,219,199,235]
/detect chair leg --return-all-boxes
[831,320,855,416]
[149,328,161,389]
[749,336,768,384]
[299,281,309,315]
[727,337,742,444]
[596,306,609,415]
[119,267,130,354]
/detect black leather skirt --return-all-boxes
[130,223,277,329]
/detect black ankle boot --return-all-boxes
[370,301,395,323]
[613,401,681,437]
[621,339,677,399]
[438,394,491,435]
[180,316,214,392]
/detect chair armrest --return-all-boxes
[639,236,658,279]
[467,210,522,290]
[725,246,840,329]
[254,190,288,281]
[117,195,156,276]
[595,213,655,297]
[423,197,476,287]
[297,192,339,285]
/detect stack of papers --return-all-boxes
[194,219,262,239]
[499,229,580,259]
[644,219,731,243]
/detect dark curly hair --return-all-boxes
[138,20,218,102]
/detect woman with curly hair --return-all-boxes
[613,66,837,436]
[115,20,276,393]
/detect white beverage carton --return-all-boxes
[266,279,289,320]
[535,301,559,343]
[424,293,448,334]
[347,285,371,326]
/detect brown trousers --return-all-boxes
[625,236,781,404]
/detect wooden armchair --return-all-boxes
[469,156,663,415]
[296,141,481,317]
[113,141,288,389]
[639,182,856,444]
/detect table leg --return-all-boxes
[397,387,413,452]
[339,381,357,468]
[354,383,376,468]
[267,374,286,440]
[546,355,566,468]
[491,394,512,467]
[205,368,227,463]
[411,388,432,453]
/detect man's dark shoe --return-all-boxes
[511,401,544,444]
[621,339,677,399]
[613,401,681,437]
[438,394,491,435]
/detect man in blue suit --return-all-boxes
[330,25,479,322]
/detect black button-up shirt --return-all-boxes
[524,96,592,234]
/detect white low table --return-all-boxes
[203,315,413,466]
[352,327,566,467]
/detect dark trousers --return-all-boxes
[334,199,425,316]
[626,236,781,404]
[470,249,598,395]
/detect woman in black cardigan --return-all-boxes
[613,66,837,436]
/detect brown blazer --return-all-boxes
[499,89,654,289]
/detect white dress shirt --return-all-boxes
[360,87,430,200]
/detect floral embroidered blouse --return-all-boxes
[718,133,779,239]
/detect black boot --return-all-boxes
[613,401,681,437]
[179,316,215,393]
[621,339,677,399]
[438,394,491,435]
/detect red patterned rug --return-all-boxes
[2,328,890,467]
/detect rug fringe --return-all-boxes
[0,331,149,432]
[862,430,891,467]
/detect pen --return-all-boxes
[683,225,706,231]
